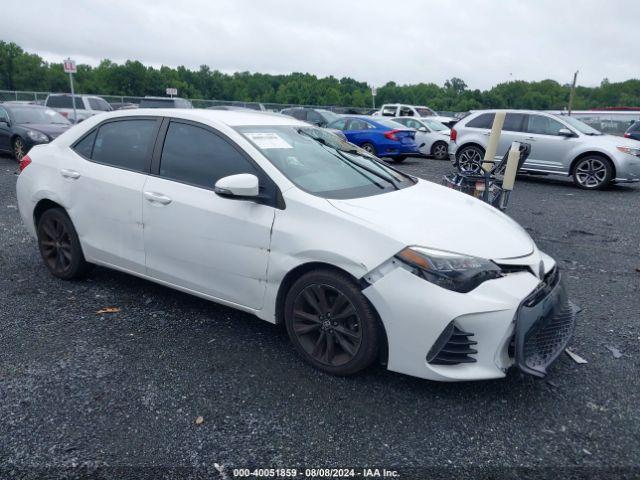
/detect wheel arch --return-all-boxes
[570,151,616,178]
[274,261,389,363]
[431,139,449,154]
[33,198,66,228]
[455,142,485,158]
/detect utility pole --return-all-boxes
[567,70,579,116]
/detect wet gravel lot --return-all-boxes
[1,153,639,477]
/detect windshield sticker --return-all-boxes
[244,132,292,149]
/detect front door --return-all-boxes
[520,114,577,173]
[142,120,275,309]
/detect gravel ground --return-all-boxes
[1,153,639,478]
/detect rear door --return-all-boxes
[345,118,374,145]
[521,114,577,173]
[142,119,275,309]
[67,117,160,273]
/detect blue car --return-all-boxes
[326,116,419,162]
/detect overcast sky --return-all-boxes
[2,0,638,90]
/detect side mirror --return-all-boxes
[214,173,259,199]
[558,128,575,137]
[418,126,428,132]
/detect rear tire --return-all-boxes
[36,208,93,280]
[431,141,448,160]
[571,155,613,190]
[284,269,381,376]
[455,144,485,173]
[361,142,376,156]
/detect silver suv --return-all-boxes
[449,109,640,189]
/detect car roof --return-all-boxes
[92,108,307,127]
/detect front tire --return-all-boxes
[284,269,381,376]
[572,155,613,190]
[456,144,485,173]
[431,141,448,160]
[37,208,93,280]
[13,137,26,161]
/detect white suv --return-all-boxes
[449,109,640,189]
[45,94,113,123]
[375,103,455,127]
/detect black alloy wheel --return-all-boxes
[284,269,381,375]
[37,208,92,279]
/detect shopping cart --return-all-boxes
[442,142,531,211]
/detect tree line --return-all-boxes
[1,41,639,111]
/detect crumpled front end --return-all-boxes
[362,253,578,382]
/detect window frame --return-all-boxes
[150,118,284,209]
[70,116,162,174]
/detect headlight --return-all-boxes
[617,146,640,157]
[396,246,503,293]
[26,130,49,142]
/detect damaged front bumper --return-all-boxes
[362,257,579,382]
[514,267,579,377]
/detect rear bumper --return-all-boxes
[377,141,419,157]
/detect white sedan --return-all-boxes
[391,117,451,159]
[16,109,577,381]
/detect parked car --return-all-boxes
[16,108,577,381]
[327,116,418,162]
[0,103,71,160]
[374,103,456,127]
[449,110,640,189]
[44,94,113,123]
[624,121,640,141]
[109,102,139,110]
[391,117,451,159]
[138,97,193,109]
[279,107,340,127]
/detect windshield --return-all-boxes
[416,107,436,116]
[422,119,448,131]
[317,109,340,123]
[235,125,415,199]
[10,107,70,125]
[555,115,602,135]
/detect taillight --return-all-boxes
[384,129,400,140]
[19,155,31,173]
[624,132,631,138]
[450,128,457,141]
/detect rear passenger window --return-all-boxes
[160,122,257,189]
[503,113,525,132]
[73,130,97,158]
[466,113,495,129]
[92,119,157,172]
[348,119,370,130]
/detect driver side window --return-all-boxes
[526,115,564,136]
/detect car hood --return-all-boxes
[328,179,535,260]
[20,123,71,139]
[590,133,640,148]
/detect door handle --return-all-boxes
[144,191,172,205]
[523,136,536,142]
[60,169,81,179]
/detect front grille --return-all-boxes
[497,264,534,275]
[514,269,579,377]
[522,300,576,372]
[427,323,478,365]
